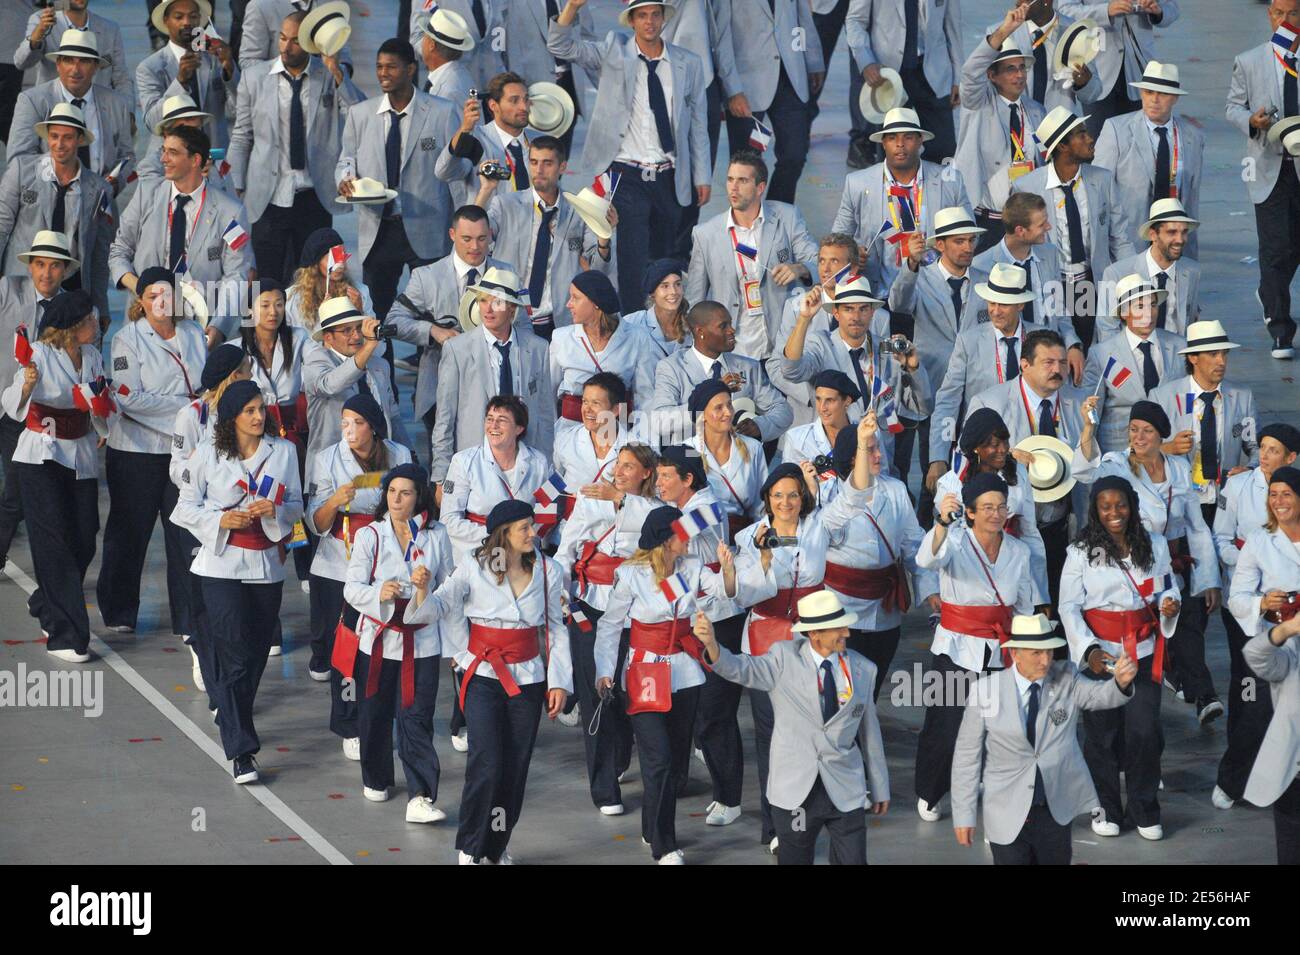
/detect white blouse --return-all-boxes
[692,432,767,529]
[1228,528,1300,638]
[2,340,106,479]
[548,321,657,423]
[108,319,207,454]
[246,325,311,405]
[554,491,658,612]
[305,437,413,581]
[441,440,552,564]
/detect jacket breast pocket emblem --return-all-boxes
[1049,708,1067,725]
[207,246,222,261]
[852,704,865,718]
[567,236,583,252]
[421,137,436,151]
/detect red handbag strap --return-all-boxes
[1118,561,1162,628]
[861,507,898,563]
[969,534,1008,609]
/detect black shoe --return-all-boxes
[1196,697,1224,725]
[846,137,875,170]
[233,755,260,785]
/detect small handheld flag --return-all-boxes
[671,502,724,542]
[831,262,855,285]
[1274,21,1299,53]
[1182,392,1196,415]
[1098,356,1132,392]
[658,572,691,604]
[222,219,249,251]
[733,238,759,260]
[951,448,969,481]
[591,169,621,200]
[328,244,349,272]
[97,188,115,225]
[1138,577,1155,599]
[533,472,568,508]
[14,325,32,367]
[748,119,773,152]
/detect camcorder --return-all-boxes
[480,161,513,181]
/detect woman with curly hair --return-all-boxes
[286,228,373,332]
[1059,475,1181,842]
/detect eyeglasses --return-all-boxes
[975,504,1010,515]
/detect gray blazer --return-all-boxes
[408,0,505,89]
[952,661,1131,846]
[426,59,475,105]
[8,79,137,183]
[660,0,743,98]
[1009,162,1136,276]
[503,0,599,91]
[729,0,824,113]
[336,91,463,262]
[992,13,1103,114]
[685,200,819,358]
[830,159,971,294]
[0,1,35,68]
[711,640,889,812]
[0,155,113,322]
[434,123,529,213]
[302,343,412,461]
[888,260,988,402]
[1097,251,1200,340]
[1243,633,1300,808]
[648,347,794,444]
[108,182,254,340]
[1059,1,1180,101]
[487,189,614,329]
[1227,41,1292,205]
[967,376,1091,448]
[388,254,513,420]
[240,0,354,72]
[431,328,555,482]
[547,21,710,209]
[955,38,1048,212]
[1094,111,1203,258]
[972,239,1082,350]
[1081,327,1185,455]
[1151,375,1260,475]
[13,9,131,94]
[136,45,239,149]
[846,0,962,100]
[226,57,364,223]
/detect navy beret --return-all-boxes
[638,505,682,551]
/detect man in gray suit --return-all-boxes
[952,613,1136,864]
[549,0,711,314]
[13,0,130,94]
[388,205,512,435]
[724,0,824,204]
[407,0,505,90]
[109,125,254,343]
[1097,198,1200,340]
[846,0,962,162]
[240,0,354,73]
[991,1,1100,115]
[133,92,235,194]
[336,38,463,322]
[137,0,239,149]
[419,8,475,107]
[482,135,614,337]
[436,71,535,211]
[503,0,600,157]
[226,10,363,284]
[649,300,794,447]
[686,151,818,362]
[1227,0,1300,358]
[431,267,555,484]
[1011,106,1137,349]
[1244,615,1300,865]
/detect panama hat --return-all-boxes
[528,82,575,137]
[1178,320,1239,355]
[152,93,211,134]
[178,280,210,327]
[1269,115,1300,156]
[311,295,371,342]
[1051,19,1101,73]
[868,105,933,144]
[1002,613,1066,650]
[926,207,985,248]
[421,6,474,52]
[618,0,676,28]
[562,185,613,241]
[975,262,1035,305]
[300,1,352,56]
[992,35,1031,68]
[858,68,908,124]
[821,275,884,313]
[35,102,93,145]
[150,0,214,35]
[1128,61,1186,95]
[340,176,398,205]
[18,230,79,269]
[45,28,107,63]
[791,590,858,633]
[1016,434,1076,503]
[1114,273,1168,314]
[731,396,758,429]
[1140,197,1199,237]
[457,267,529,330]
[1035,105,1089,158]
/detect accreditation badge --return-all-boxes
[1008,160,1034,183]
[742,278,763,315]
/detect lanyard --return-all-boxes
[992,323,1024,384]
[592,456,612,484]
[969,533,1010,609]
[578,332,605,373]
[861,506,899,565]
[165,186,207,269]
[1167,123,1180,195]
[1018,377,1060,436]
[1276,47,1298,78]
[156,338,197,398]
[816,651,854,702]
[1009,105,1027,162]
[1118,562,1162,626]
[886,175,923,232]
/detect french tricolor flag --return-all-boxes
[671,502,723,542]
[533,472,568,508]
[1101,356,1132,390]
[222,219,249,251]
[951,448,969,481]
[591,169,621,199]
[1274,21,1299,53]
[733,238,759,260]
[1181,392,1196,415]
[256,474,287,504]
[14,325,32,367]
[97,189,114,225]
[658,572,691,603]
[72,378,115,418]
[1162,573,1174,593]
[832,263,855,285]
[568,607,593,633]
[748,119,773,152]
[1138,576,1155,599]
[329,244,349,271]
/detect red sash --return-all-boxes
[267,395,308,445]
[1167,536,1195,578]
[228,524,276,550]
[1083,606,1164,683]
[753,585,819,621]
[559,392,583,422]
[823,561,908,613]
[361,597,418,708]
[465,512,487,525]
[939,602,1014,664]
[26,402,90,439]
[459,623,540,710]
[330,512,376,543]
[574,543,623,595]
[629,617,704,663]
[750,584,818,656]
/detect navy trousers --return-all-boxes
[695,612,747,807]
[1083,656,1163,829]
[202,577,282,760]
[630,683,701,860]
[1217,607,1274,800]
[726,68,811,205]
[773,776,868,865]
[0,413,25,562]
[309,574,358,739]
[569,601,633,807]
[990,804,1072,865]
[611,163,682,315]
[354,649,442,799]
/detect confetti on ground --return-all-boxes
[127,737,163,743]
[12,784,25,791]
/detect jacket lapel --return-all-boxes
[401,95,427,171]
[758,202,781,274]
[1131,114,1156,186]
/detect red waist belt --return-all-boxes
[465,512,486,525]
[574,542,623,595]
[629,617,704,663]
[1083,607,1164,684]
[823,561,909,613]
[560,392,633,422]
[940,602,1014,665]
[228,523,276,550]
[330,512,376,543]
[362,597,419,708]
[268,395,308,442]
[1167,536,1195,578]
[26,402,89,439]
[460,623,540,709]
[1005,515,1022,538]
[754,585,818,620]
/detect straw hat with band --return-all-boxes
[619,1,676,28]
[18,230,79,269]
[858,68,908,124]
[561,185,613,241]
[975,262,1035,304]
[151,0,213,35]
[1015,434,1076,504]
[1035,105,1089,159]
[821,275,884,313]
[36,102,93,145]
[457,266,530,331]
[1128,61,1186,96]
[1269,115,1300,157]
[311,296,371,342]
[152,94,211,135]
[1140,197,1199,237]
[1114,273,1168,314]
[339,176,398,205]
[299,1,352,57]
[1002,613,1066,650]
[422,7,475,51]
[868,106,932,143]
[45,28,108,64]
[790,591,858,633]
[926,207,985,248]
[528,82,575,138]
[1051,19,1101,74]
[1178,320,1240,355]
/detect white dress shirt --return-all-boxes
[1124,325,1163,380]
[377,94,413,213]
[59,83,101,174]
[1144,248,1177,321]
[481,324,522,394]
[725,207,769,358]
[806,641,854,707]
[1044,163,1091,274]
[39,155,82,248]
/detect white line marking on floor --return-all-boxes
[5,562,351,865]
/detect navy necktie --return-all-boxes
[710,360,722,380]
[849,347,871,410]
[170,193,190,271]
[1154,125,1171,200]
[465,267,479,295]
[1199,392,1219,484]
[1003,336,1019,380]
[495,340,514,396]
[1038,398,1056,437]
[1287,55,1298,117]
[181,64,202,112]
[639,55,675,154]
[1016,259,1036,326]
[50,179,73,235]
[470,0,488,37]
[528,205,557,307]
[1061,180,1087,264]
[820,659,838,723]
[385,110,404,216]
[1009,102,1023,155]
[506,140,529,190]
[901,0,919,72]
[1154,271,1169,329]
[947,276,965,328]
[71,97,91,169]
[1032,31,1048,103]
[286,73,306,171]
[355,374,373,399]
[1138,340,1158,394]
[1027,682,1047,805]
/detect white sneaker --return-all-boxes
[599,803,626,816]
[458,851,479,865]
[496,851,516,865]
[1137,824,1164,841]
[47,647,90,664]
[767,837,779,854]
[450,730,468,752]
[1211,785,1235,810]
[308,667,330,683]
[190,647,205,691]
[105,624,133,633]
[268,643,282,657]
[693,746,706,763]
[406,796,446,824]
[300,580,311,594]
[363,786,389,802]
[705,802,741,826]
[1091,816,1121,837]
[658,850,685,865]
[557,707,581,727]
[342,738,361,761]
[916,797,942,822]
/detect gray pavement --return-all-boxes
[0,0,1287,864]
